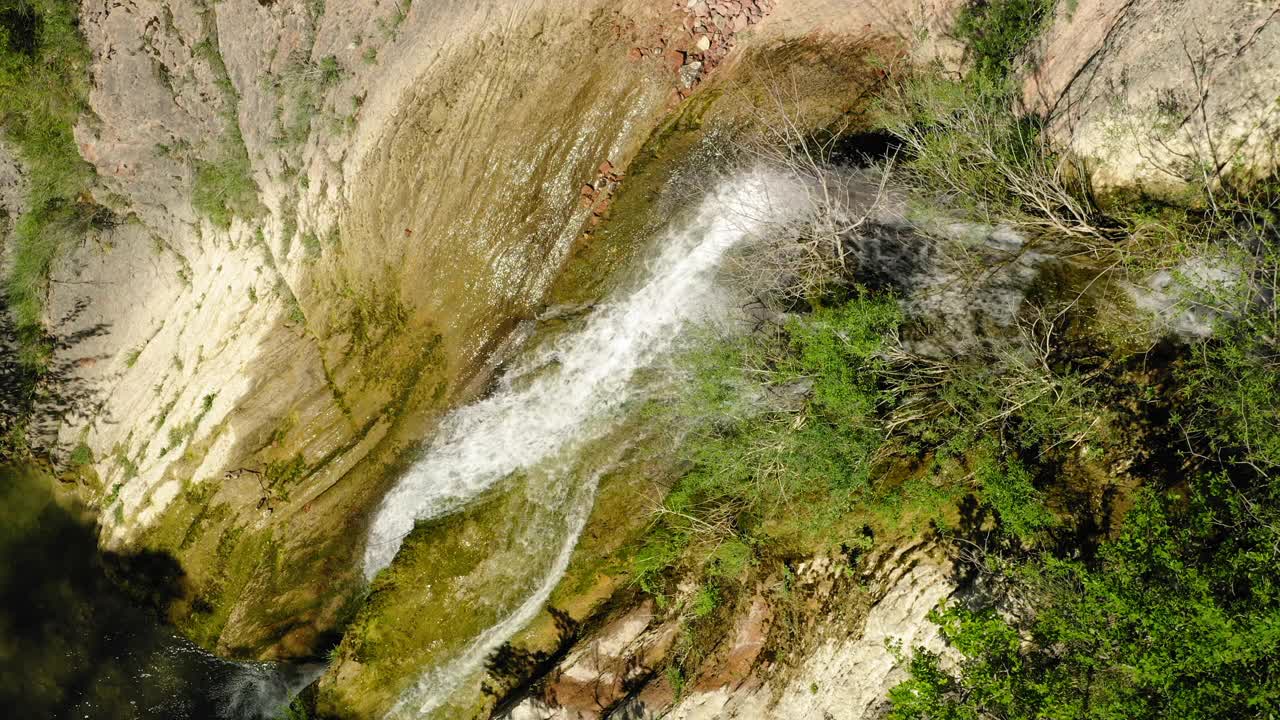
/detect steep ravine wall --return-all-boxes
[1024,0,1280,198]
[6,0,1278,715]
[28,0,693,661]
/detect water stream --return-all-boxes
[364,170,800,716]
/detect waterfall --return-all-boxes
[363,170,797,577]
[363,169,801,716]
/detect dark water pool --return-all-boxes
[0,465,320,719]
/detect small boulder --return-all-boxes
[663,48,686,73]
[679,61,703,88]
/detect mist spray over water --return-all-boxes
[365,170,802,716]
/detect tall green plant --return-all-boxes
[1,0,97,369]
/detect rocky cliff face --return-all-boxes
[505,547,956,720]
[31,0,692,660]
[5,0,1279,717]
[1024,0,1280,197]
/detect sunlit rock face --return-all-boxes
[1024,0,1280,197]
[39,0,675,661]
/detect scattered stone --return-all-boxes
[679,61,703,88]
[694,34,711,52]
[663,47,686,73]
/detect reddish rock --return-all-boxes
[628,46,643,62]
[732,13,749,31]
[580,183,596,197]
[634,676,676,713]
[692,593,774,692]
[662,47,686,73]
[724,594,773,680]
[598,160,614,176]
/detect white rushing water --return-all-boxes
[363,170,796,577]
[364,169,802,716]
[388,462,604,718]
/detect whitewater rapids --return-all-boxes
[363,169,801,716]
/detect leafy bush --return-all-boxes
[191,153,260,230]
[1177,318,1280,470]
[189,13,261,228]
[69,442,92,466]
[954,0,1058,86]
[892,278,1280,718]
[635,292,901,587]
[875,71,1101,243]
[892,477,1280,720]
[973,451,1055,541]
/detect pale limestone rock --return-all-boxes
[756,0,966,69]
[504,551,955,720]
[1025,0,1280,195]
[42,0,678,659]
[663,560,955,720]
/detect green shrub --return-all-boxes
[632,292,901,587]
[189,12,261,228]
[689,585,719,618]
[69,442,93,466]
[892,271,1280,719]
[0,0,97,370]
[974,451,1055,541]
[1177,320,1280,470]
[275,697,312,720]
[892,478,1280,720]
[954,0,1058,86]
[317,55,342,86]
[301,230,322,258]
[192,153,260,229]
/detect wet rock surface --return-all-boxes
[7,0,1280,717]
[28,0,685,665]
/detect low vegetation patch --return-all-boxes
[0,0,97,371]
[619,1,1280,710]
[190,5,261,228]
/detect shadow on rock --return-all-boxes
[0,298,111,461]
[0,464,307,719]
